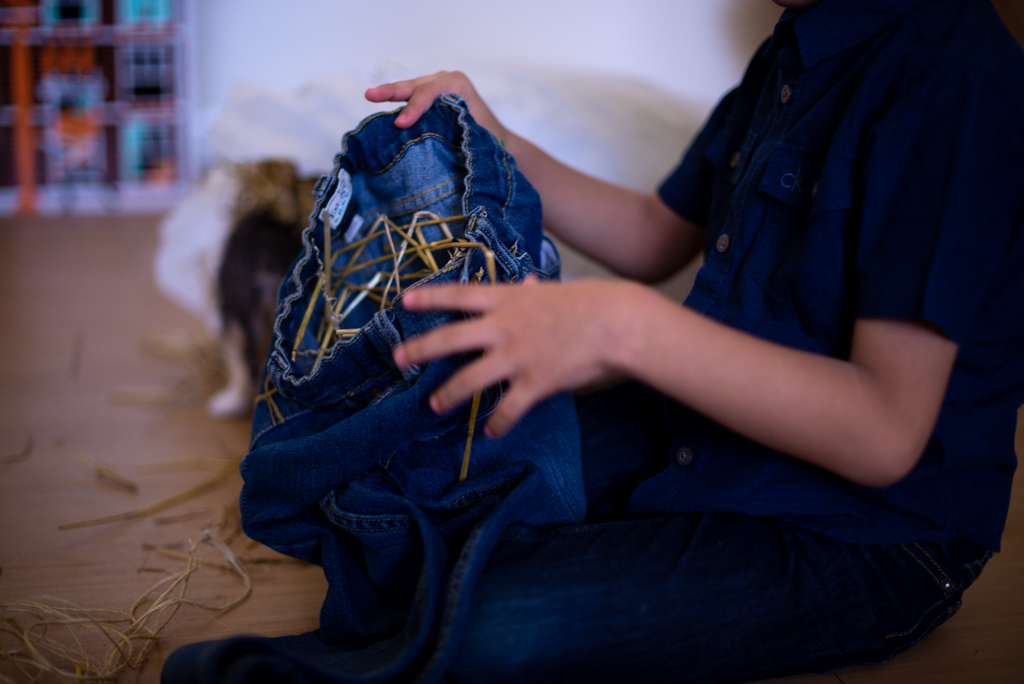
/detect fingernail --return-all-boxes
[429,395,443,414]
[393,347,406,367]
[402,291,416,307]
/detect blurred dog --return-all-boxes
[207,160,315,418]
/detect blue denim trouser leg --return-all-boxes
[448,381,991,683]
[162,383,991,684]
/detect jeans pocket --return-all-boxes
[884,540,990,651]
[321,492,420,594]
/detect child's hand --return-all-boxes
[365,71,509,141]
[393,278,641,438]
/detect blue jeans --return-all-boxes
[209,96,587,676]
[164,382,990,684]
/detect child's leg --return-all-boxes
[452,380,992,682]
[451,513,989,683]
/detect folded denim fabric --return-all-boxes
[169,96,585,683]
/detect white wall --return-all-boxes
[188,0,783,175]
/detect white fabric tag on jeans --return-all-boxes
[343,214,365,244]
[325,168,353,229]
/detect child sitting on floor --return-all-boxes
[368,0,1024,680]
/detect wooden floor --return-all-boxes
[0,215,1021,683]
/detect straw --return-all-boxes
[58,455,241,531]
[277,209,500,482]
[0,533,251,682]
[460,392,483,483]
[457,242,498,482]
[79,454,138,493]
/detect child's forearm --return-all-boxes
[397,278,958,489]
[612,285,959,487]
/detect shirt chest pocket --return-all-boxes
[758,142,854,217]
[755,143,859,339]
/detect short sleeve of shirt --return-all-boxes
[854,68,1024,344]
[658,89,738,228]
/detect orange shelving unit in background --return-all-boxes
[0,0,189,214]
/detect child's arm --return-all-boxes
[371,72,959,489]
[367,72,705,283]
[394,280,958,489]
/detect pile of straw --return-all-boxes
[0,533,251,683]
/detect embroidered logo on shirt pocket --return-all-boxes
[758,142,823,213]
[759,143,855,217]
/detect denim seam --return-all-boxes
[363,183,461,219]
[465,215,518,280]
[413,523,484,683]
[329,513,411,523]
[912,542,952,585]
[963,551,992,580]
[251,368,394,439]
[338,108,402,150]
[442,480,518,509]
[362,134,462,177]
[446,97,476,218]
[281,366,393,412]
[884,591,954,639]
[361,175,460,216]
[329,521,412,533]
[500,148,512,222]
[839,596,964,671]
[499,518,643,540]
[899,543,942,587]
[249,404,319,446]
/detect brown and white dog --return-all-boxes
[207,160,315,418]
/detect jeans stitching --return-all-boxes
[361,175,460,216]
[500,148,512,222]
[884,593,951,639]
[363,183,461,219]
[913,542,951,585]
[364,133,462,177]
[329,513,411,523]
[442,480,519,509]
[900,543,941,587]
[329,521,412,533]
[453,98,475,218]
[499,519,643,540]
[413,522,484,683]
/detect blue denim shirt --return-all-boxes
[647,0,1024,550]
[239,97,585,675]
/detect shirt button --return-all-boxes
[729,151,741,170]
[675,447,694,467]
[780,84,792,104]
[716,233,731,253]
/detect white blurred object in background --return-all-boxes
[155,63,706,335]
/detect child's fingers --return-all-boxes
[364,81,415,103]
[483,380,545,438]
[394,86,449,128]
[429,353,516,415]
[394,317,500,368]
[401,284,503,313]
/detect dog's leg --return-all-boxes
[207,320,257,419]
